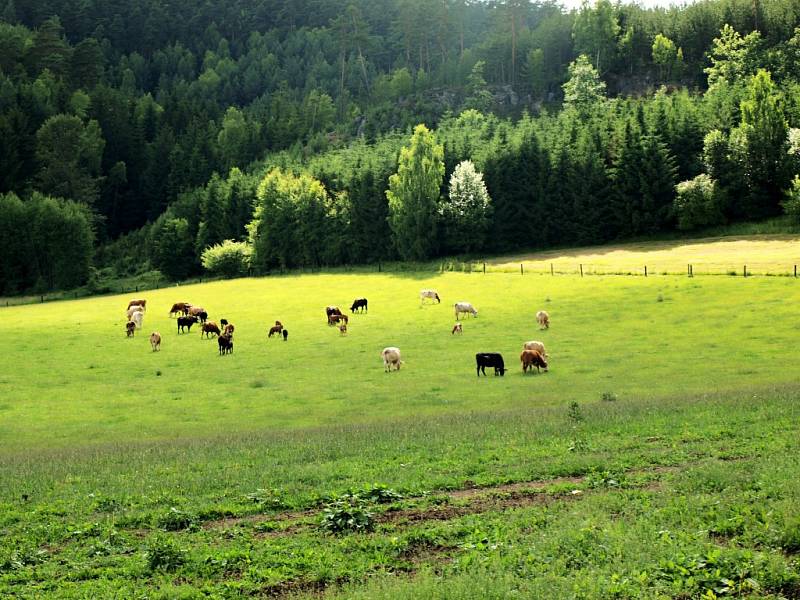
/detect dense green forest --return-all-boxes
[2,0,800,293]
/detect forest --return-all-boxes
[1,0,800,293]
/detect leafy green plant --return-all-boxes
[245,488,287,509]
[145,535,186,572]
[157,507,197,531]
[601,391,618,402]
[320,498,375,534]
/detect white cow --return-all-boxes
[523,340,547,358]
[420,289,441,304]
[536,310,550,329]
[131,310,144,330]
[381,347,402,372]
[454,301,478,319]
[127,305,144,319]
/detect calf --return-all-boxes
[536,310,550,329]
[282,329,288,341]
[150,332,161,351]
[177,315,198,333]
[126,321,136,337]
[127,305,144,320]
[329,313,349,326]
[339,323,347,336]
[451,322,463,335]
[223,323,234,337]
[201,322,221,338]
[131,310,144,330]
[476,353,506,376]
[218,334,233,355]
[268,325,282,337]
[520,349,548,374]
[350,298,368,313]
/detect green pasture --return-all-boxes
[2,271,800,598]
[2,272,799,449]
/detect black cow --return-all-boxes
[476,353,506,376]
[218,334,233,355]
[220,318,228,328]
[350,298,368,313]
[282,329,288,341]
[198,310,208,324]
[177,315,198,333]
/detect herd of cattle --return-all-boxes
[123,290,551,374]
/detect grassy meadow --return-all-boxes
[2,268,800,597]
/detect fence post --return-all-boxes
[520,263,523,275]
[644,265,648,277]
[795,265,797,277]
[551,263,554,276]
[691,264,693,277]
[483,262,486,274]
[135,285,138,292]
[378,262,382,273]
[580,264,583,277]
[41,295,44,303]
[743,265,747,278]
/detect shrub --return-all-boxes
[200,240,252,278]
[601,391,617,402]
[674,174,725,230]
[782,176,800,224]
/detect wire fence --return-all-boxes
[2,260,798,308]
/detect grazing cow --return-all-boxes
[131,310,144,330]
[201,322,221,338]
[223,323,234,337]
[329,313,349,326]
[536,310,550,329]
[523,341,548,358]
[454,301,478,319]
[381,347,402,372]
[126,321,136,337]
[420,289,441,304]
[268,325,282,337]
[282,329,288,341]
[127,305,144,319]
[177,315,198,333]
[350,298,368,313]
[128,299,146,310]
[169,302,192,317]
[274,320,283,330]
[150,332,161,352]
[520,349,548,374]
[476,353,506,376]
[218,334,233,355]
[325,307,342,325]
[188,306,206,319]
[339,323,347,336]
[452,322,463,335]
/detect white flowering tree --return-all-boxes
[440,160,492,254]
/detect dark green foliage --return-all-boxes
[320,497,375,534]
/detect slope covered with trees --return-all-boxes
[1,0,800,293]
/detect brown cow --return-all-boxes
[223,323,234,337]
[520,349,548,374]
[201,322,221,338]
[339,323,347,336]
[328,313,348,326]
[126,321,136,337]
[150,332,161,351]
[128,299,147,310]
[452,322,463,335]
[169,302,192,317]
[268,325,282,337]
[325,307,342,325]
[218,334,233,355]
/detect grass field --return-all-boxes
[2,268,800,597]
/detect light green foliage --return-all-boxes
[562,54,606,116]
[441,160,492,254]
[463,60,493,113]
[200,239,252,278]
[651,33,681,81]
[674,174,724,230]
[705,25,762,89]
[386,124,444,260]
[217,107,253,171]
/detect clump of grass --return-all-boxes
[157,507,197,531]
[145,535,186,572]
[249,380,266,388]
[601,391,617,402]
[155,370,162,377]
[657,294,664,302]
[245,488,286,509]
[567,401,583,423]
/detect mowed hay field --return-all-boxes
[2,271,800,598]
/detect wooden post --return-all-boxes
[551,263,554,276]
[520,263,524,275]
[378,262,382,273]
[794,264,797,277]
[135,285,138,292]
[580,264,583,277]
[688,264,691,277]
[691,264,693,277]
[483,262,486,274]
[40,295,44,303]
[743,265,747,278]
[644,265,648,277]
